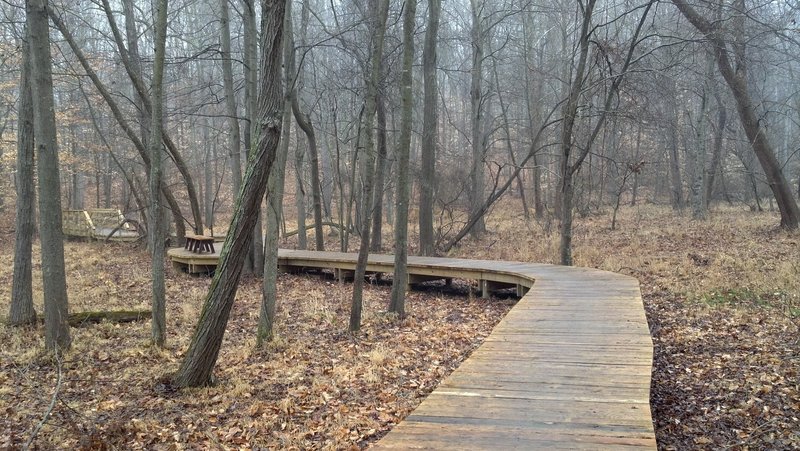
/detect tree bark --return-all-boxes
[291,0,325,251]
[389,0,416,317]
[220,0,244,218]
[294,130,308,250]
[149,0,169,348]
[258,1,294,345]
[418,0,439,256]
[242,0,265,276]
[27,0,71,350]
[10,34,37,326]
[468,0,486,238]
[173,0,285,387]
[350,0,389,332]
[558,0,595,266]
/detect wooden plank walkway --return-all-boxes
[167,248,656,449]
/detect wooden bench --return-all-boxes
[184,234,215,253]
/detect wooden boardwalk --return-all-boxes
[167,248,656,449]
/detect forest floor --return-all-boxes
[447,202,799,450]
[0,203,798,449]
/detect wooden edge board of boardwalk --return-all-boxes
[167,248,656,449]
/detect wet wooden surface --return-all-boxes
[167,248,656,449]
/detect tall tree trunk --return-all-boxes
[672,0,800,229]
[258,0,294,345]
[389,0,415,317]
[559,0,652,265]
[350,0,389,333]
[10,35,37,326]
[292,99,325,251]
[559,0,595,266]
[468,0,486,238]
[241,0,264,274]
[258,89,292,346]
[173,0,285,387]
[28,0,71,351]
[220,0,244,220]
[418,0,439,256]
[149,0,169,348]
[665,78,684,210]
[291,0,325,251]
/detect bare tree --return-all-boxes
[389,0,416,317]
[418,0,440,256]
[27,0,71,350]
[149,0,169,347]
[672,0,800,229]
[349,0,390,332]
[174,0,286,387]
[9,32,36,327]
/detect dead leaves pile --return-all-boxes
[0,241,511,449]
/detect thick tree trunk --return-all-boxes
[389,0,415,316]
[258,4,294,345]
[149,0,169,348]
[10,37,37,326]
[468,0,486,238]
[418,0,439,256]
[28,0,71,350]
[173,0,285,387]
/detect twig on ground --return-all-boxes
[25,348,64,450]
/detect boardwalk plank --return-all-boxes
[166,248,655,449]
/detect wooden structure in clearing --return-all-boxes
[167,248,656,449]
[62,209,139,242]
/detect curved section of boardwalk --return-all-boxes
[168,248,656,449]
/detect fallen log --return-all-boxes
[64,310,151,327]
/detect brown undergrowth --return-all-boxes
[1,202,798,449]
[0,237,511,449]
[442,201,799,450]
